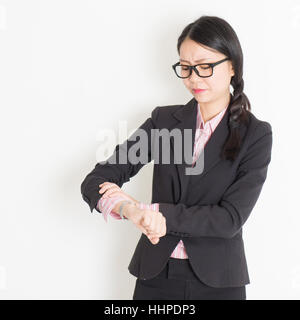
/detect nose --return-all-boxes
[188,67,206,85]
[189,67,201,81]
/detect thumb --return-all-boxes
[148,235,159,245]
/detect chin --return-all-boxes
[193,95,210,103]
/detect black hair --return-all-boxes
[177,15,251,162]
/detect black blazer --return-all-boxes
[80,97,273,288]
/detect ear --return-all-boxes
[230,63,235,77]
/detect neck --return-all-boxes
[198,91,231,124]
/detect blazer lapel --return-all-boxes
[169,97,230,202]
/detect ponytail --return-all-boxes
[221,78,251,162]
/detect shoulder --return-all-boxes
[150,104,182,127]
[240,111,273,164]
[153,104,182,117]
[245,110,272,142]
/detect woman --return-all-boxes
[81,15,273,300]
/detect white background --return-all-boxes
[0,0,299,300]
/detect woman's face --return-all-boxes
[179,38,235,104]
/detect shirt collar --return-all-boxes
[197,103,228,132]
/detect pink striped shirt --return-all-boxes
[97,103,228,259]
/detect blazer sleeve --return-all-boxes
[158,121,273,239]
[80,106,160,213]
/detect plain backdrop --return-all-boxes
[0,0,299,300]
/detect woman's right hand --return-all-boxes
[124,205,166,245]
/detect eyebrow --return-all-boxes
[179,58,212,63]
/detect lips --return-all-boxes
[193,88,207,92]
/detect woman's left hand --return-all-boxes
[99,182,140,206]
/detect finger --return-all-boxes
[101,184,117,191]
[146,227,160,237]
[138,224,151,236]
[147,215,156,234]
[148,236,159,245]
[102,187,121,198]
[162,217,167,236]
[99,182,117,187]
[147,213,160,235]
[135,219,149,234]
[99,182,112,188]
[157,216,165,236]
[147,230,161,238]
[141,214,151,229]
[146,221,159,236]
[157,220,165,237]
[99,184,118,194]
[103,191,122,199]
[99,182,118,190]
[147,217,165,237]
[140,224,156,238]
[154,215,162,235]
[99,185,110,194]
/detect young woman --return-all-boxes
[81,15,273,300]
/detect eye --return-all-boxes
[199,64,211,70]
[181,66,190,71]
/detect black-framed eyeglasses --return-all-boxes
[172,57,230,78]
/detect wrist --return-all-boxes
[134,200,141,207]
[123,202,137,219]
